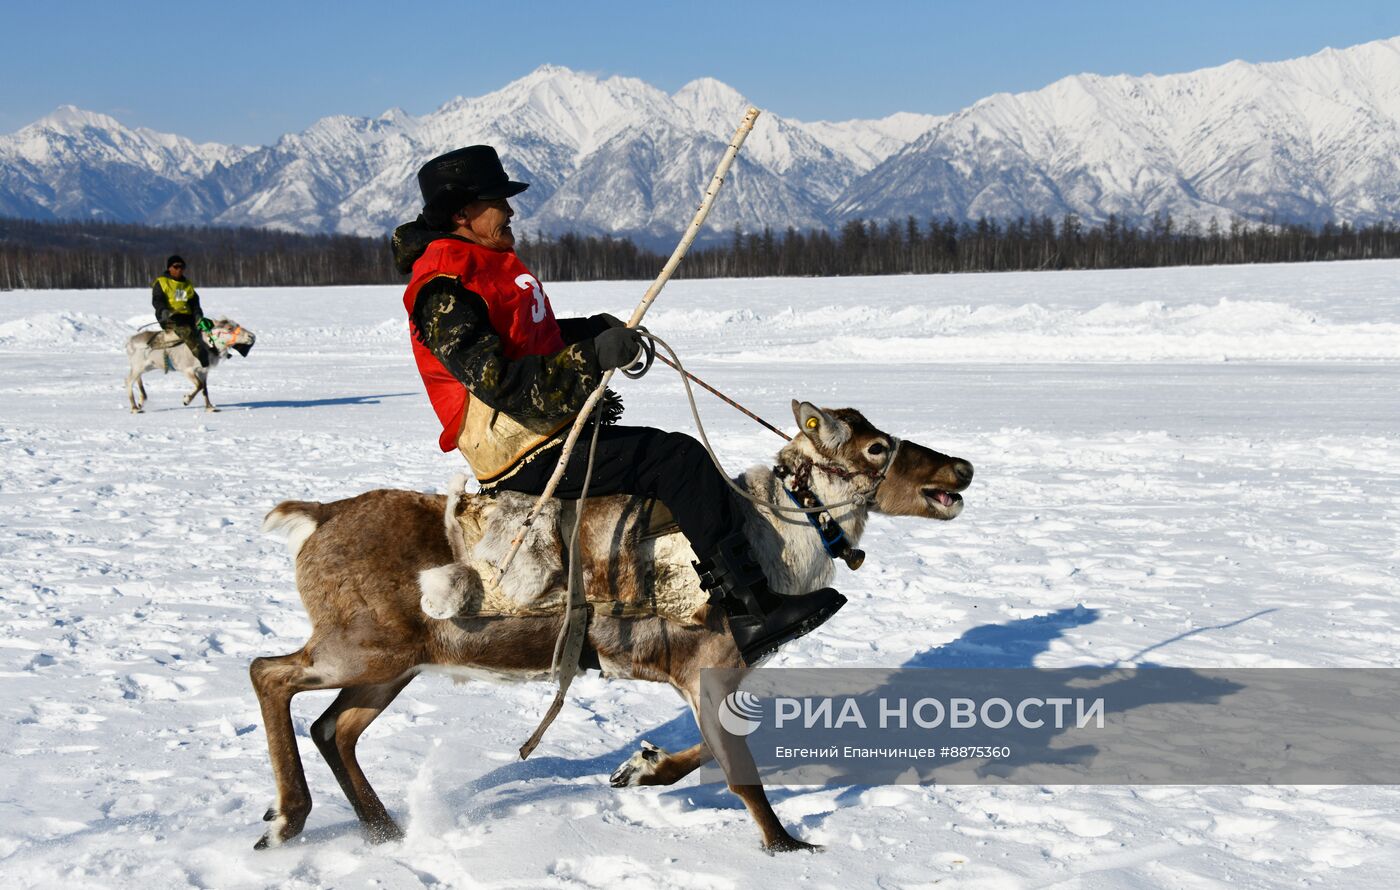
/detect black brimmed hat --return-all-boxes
[417,145,529,219]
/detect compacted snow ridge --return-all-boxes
[2,259,1399,888]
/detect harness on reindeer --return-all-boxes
[148,323,249,370]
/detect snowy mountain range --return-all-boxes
[3,36,1399,243]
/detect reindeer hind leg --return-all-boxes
[610,740,714,787]
[249,648,336,849]
[309,675,415,843]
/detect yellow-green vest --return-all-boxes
[154,275,197,313]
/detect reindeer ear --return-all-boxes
[793,400,850,451]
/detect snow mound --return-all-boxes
[651,299,1400,362]
[0,312,132,352]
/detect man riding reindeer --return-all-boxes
[392,145,846,664]
[151,255,212,367]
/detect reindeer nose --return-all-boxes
[952,460,974,487]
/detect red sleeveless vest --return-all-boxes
[403,239,566,451]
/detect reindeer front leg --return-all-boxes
[182,368,215,411]
[681,655,819,853]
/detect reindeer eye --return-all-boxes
[867,441,888,456]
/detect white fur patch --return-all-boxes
[420,663,547,684]
[470,494,562,607]
[419,563,482,619]
[263,814,288,847]
[261,508,318,559]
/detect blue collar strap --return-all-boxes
[775,462,866,570]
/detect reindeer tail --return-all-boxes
[262,500,332,559]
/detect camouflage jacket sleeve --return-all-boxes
[152,282,170,323]
[410,277,603,420]
[188,291,204,323]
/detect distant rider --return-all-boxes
[151,255,211,367]
[392,145,846,665]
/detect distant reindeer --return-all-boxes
[125,319,256,413]
[252,401,973,851]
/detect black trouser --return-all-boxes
[161,316,209,366]
[493,425,739,558]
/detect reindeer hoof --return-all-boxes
[764,835,822,854]
[130,407,143,414]
[609,740,668,787]
[205,406,220,413]
[608,763,637,787]
[366,819,405,844]
[254,808,306,849]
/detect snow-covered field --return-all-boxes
[2,260,1399,888]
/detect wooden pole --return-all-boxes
[495,106,761,582]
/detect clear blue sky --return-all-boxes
[3,0,1398,145]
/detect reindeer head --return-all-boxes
[209,318,257,357]
[787,400,973,521]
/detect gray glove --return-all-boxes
[594,327,645,371]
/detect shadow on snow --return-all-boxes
[220,392,417,410]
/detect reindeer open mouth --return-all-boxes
[922,486,964,518]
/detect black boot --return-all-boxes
[694,532,847,664]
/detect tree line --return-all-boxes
[666,213,1400,279]
[3,212,1399,290]
[0,217,395,289]
[467,214,1400,280]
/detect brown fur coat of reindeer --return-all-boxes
[125,319,256,413]
[251,401,972,851]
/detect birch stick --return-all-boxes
[495,106,761,582]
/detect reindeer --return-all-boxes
[251,401,973,851]
[125,319,256,413]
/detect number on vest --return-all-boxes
[515,274,546,323]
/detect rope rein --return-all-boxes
[644,332,900,517]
